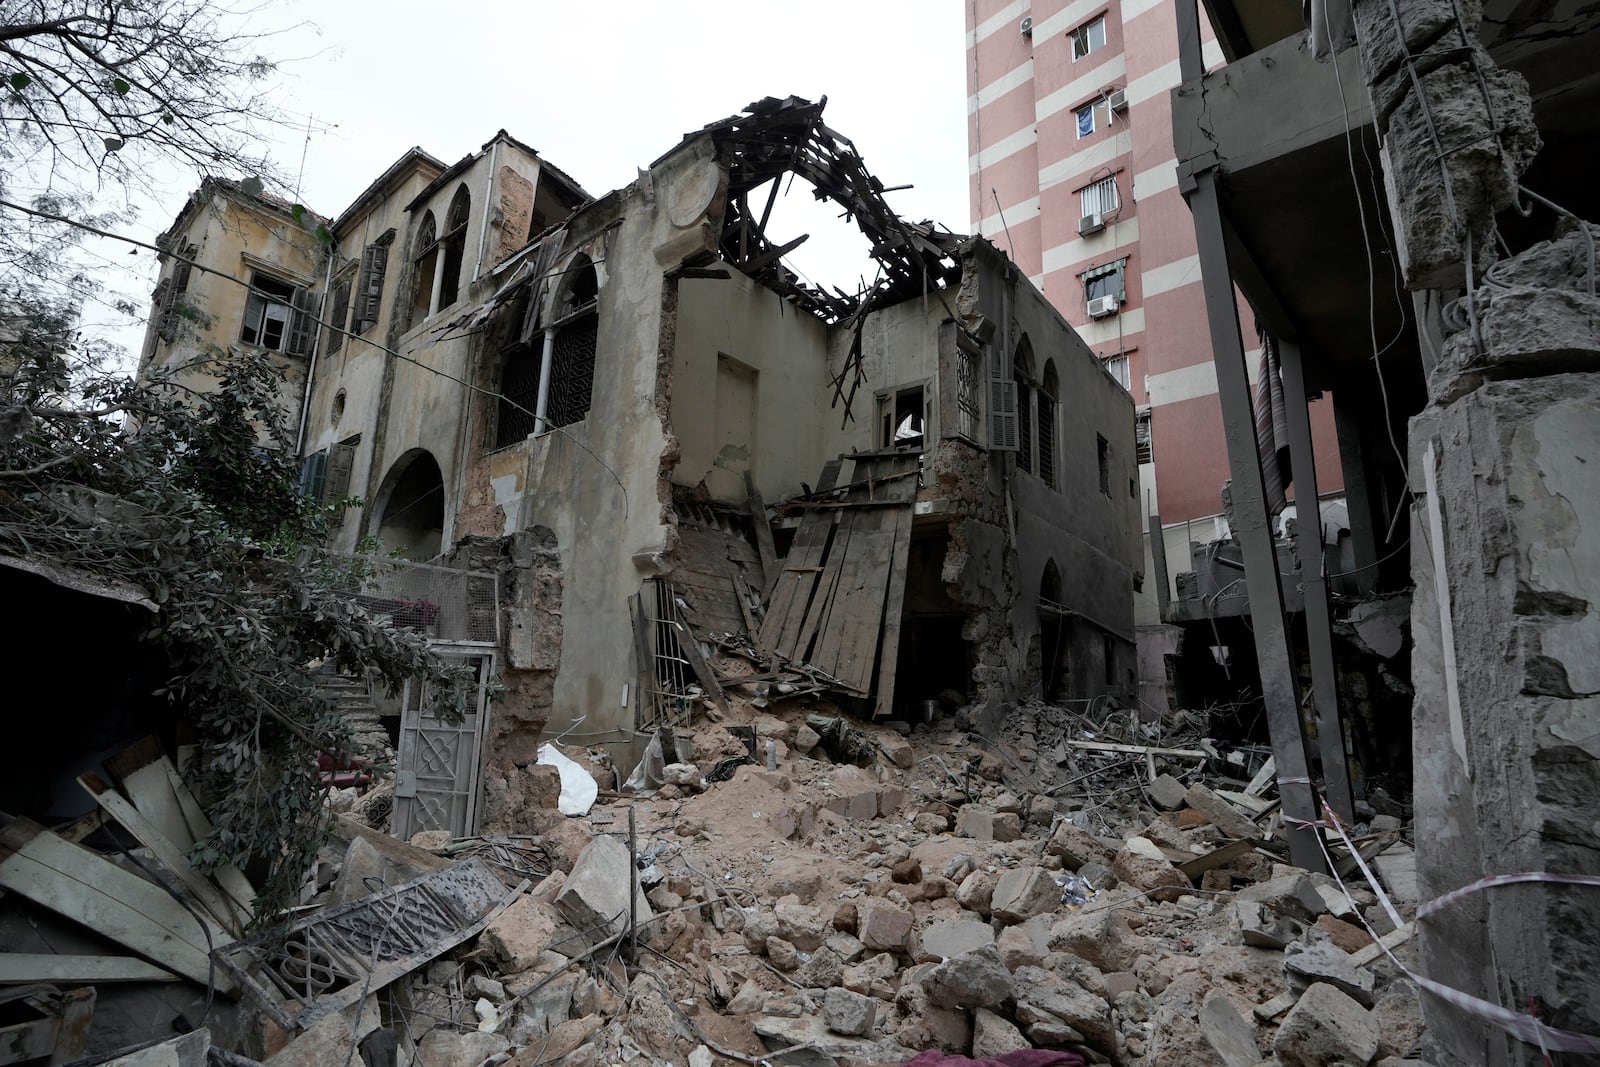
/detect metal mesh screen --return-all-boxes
[547,315,597,428]
[495,341,542,448]
[320,553,498,644]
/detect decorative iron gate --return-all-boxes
[392,648,494,840]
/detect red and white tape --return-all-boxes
[1310,802,1600,1055]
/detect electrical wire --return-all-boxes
[0,195,631,518]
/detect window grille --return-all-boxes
[546,315,597,428]
[1039,363,1059,490]
[495,342,542,447]
[637,578,699,729]
[1080,176,1120,218]
[956,343,982,443]
[1136,411,1153,464]
[1017,379,1033,473]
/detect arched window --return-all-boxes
[439,185,471,309]
[545,254,599,428]
[1039,360,1059,490]
[1014,337,1035,475]
[411,210,438,323]
[1039,559,1065,699]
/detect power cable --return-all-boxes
[0,195,630,518]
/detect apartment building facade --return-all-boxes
[965,0,1350,707]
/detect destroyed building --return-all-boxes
[139,98,1144,838]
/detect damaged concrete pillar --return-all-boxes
[1348,0,1540,288]
[1407,228,1600,1062]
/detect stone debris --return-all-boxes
[37,694,1425,1067]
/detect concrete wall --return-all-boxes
[672,271,831,504]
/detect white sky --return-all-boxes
[85,1,970,358]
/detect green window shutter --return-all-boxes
[323,441,356,504]
[355,242,389,333]
[299,450,328,500]
[287,288,318,357]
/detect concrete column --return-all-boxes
[1278,338,1354,824]
[1177,0,1324,872]
[1332,393,1381,593]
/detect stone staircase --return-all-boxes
[313,667,393,763]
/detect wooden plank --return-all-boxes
[77,774,246,936]
[872,503,914,719]
[0,820,233,991]
[0,955,180,985]
[99,1028,209,1067]
[107,739,192,850]
[794,509,861,672]
[1178,838,1256,881]
[1347,922,1413,968]
[158,763,255,918]
[760,509,834,653]
[1245,756,1276,797]
[813,505,899,689]
[675,623,729,717]
[744,471,778,590]
[762,458,842,606]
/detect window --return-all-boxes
[1079,175,1120,219]
[1071,16,1106,60]
[879,386,926,450]
[241,271,314,356]
[1076,97,1110,138]
[326,277,351,354]
[495,341,541,448]
[545,254,599,429]
[439,186,470,310]
[1039,361,1059,490]
[353,232,392,334]
[1084,260,1126,304]
[1097,434,1111,496]
[1104,354,1131,390]
[411,211,438,322]
[1014,339,1035,474]
[955,333,983,444]
[1135,411,1153,464]
[154,260,192,343]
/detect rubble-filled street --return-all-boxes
[11,686,1424,1067]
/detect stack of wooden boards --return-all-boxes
[0,737,253,993]
[759,450,921,718]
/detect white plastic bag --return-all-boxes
[537,741,598,816]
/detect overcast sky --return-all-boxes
[87,1,969,357]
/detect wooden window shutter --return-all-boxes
[155,262,192,342]
[287,288,318,357]
[355,242,389,333]
[988,354,1018,452]
[323,441,356,504]
[327,281,351,353]
[299,450,328,500]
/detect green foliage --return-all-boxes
[0,317,474,921]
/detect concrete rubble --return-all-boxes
[1,690,1429,1067]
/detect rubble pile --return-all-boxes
[0,699,1425,1067]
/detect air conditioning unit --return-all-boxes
[1107,88,1129,112]
[1020,15,1034,35]
[1087,295,1119,318]
[1078,212,1105,236]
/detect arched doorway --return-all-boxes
[1039,558,1066,700]
[373,449,445,560]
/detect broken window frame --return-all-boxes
[954,332,984,445]
[240,270,315,356]
[877,382,929,451]
[411,211,439,324]
[1071,15,1107,60]
[154,260,192,344]
[1135,410,1153,464]
[1014,338,1036,475]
